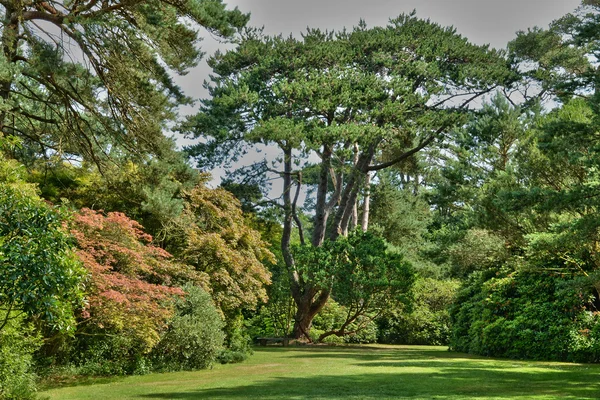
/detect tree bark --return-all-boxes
[312,144,332,247]
[361,172,371,232]
[350,143,360,232]
[281,144,301,298]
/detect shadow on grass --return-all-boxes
[137,362,600,399]
[280,345,478,363]
[39,374,125,390]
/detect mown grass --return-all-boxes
[40,345,600,399]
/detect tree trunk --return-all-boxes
[292,300,314,340]
[361,172,371,231]
[329,143,377,241]
[312,144,332,247]
[350,143,360,231]
[291,288,330,339]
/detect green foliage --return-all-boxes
[449,267,599,361]
[28,143,203,244]
[0,314,41,400]
[152,285,225,371]
[219,313,252,364]
[67,334,152,376]
[369,173,432,254]
[448,229,509,278]
[441,6,600,363]
[178,183,274,315]
[378,278,459,345]
[0,161,85,333]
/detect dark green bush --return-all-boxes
[152,285,224,371]
[64,328,151,376]
[449,268,592,361]
[0,315,42,400]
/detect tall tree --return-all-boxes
[187,14,514,339]
[0,0,248,165]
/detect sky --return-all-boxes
[174,0,582,184]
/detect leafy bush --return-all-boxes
[219,314,251,364]
[67,334,151,376]
[378,278,459,345]
[0,315,42,400]
[449,267,592,361]
[72,208,184,353]
[246,307,279,339]
[0,182,86,334]
[152,285,225,371]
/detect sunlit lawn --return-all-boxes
[40,345,600,399]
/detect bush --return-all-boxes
[67,334,151,376]
[0,315,42,400]
[152,285,225,371]
[378,278,459,345]
[343,316,379,344]
[216,313,251,364]
[449,267,592,361]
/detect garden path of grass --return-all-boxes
[40,345,600,399]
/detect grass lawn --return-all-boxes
[40,345,600,399]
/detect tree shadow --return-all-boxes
[281,345,482,363]
[136,366,600,399]
[40,374,125,390]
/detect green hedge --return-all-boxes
[450,268,600,362]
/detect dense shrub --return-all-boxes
[449,267,598,361]
[378,278,459,345]
[152,285,225,371]
[0,181,85,334]
[218,313,252,364]
[0,315,42,400]
[67,334,152,376]
[246,307,280,340]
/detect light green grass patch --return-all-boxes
[40,345,600,399]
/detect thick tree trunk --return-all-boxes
[288,142,378,340]
[291,288,330,339]
[282,143,332,340]
[292,299,315,340]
